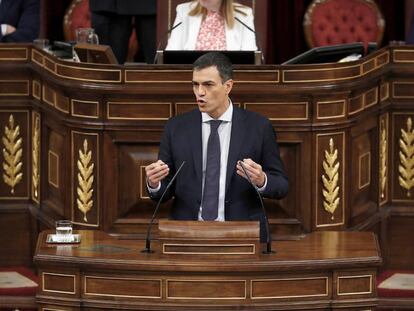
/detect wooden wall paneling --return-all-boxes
[386,215,414,269]
[348,115,379,228]
[0,205,33,266]
[42,116,67,219]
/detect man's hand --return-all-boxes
[6,25,16,35]
[236,158,266,188]
[145,160,169,189]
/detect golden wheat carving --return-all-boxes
[322,138,340,220]
[398,117,414,197]
[379,118,387,200]
[2,114,23,194]
[32,115,40,201]
[76,139,94,222]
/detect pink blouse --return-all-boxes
[195,11,226,50]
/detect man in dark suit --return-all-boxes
[0,0,39,42]
[89,0,156,64]
[145,52,288,241]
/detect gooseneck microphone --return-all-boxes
[234,17,265,64]
[142,161,186,253]
[153,22,183,64]
[239,161,274,254]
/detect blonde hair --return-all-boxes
[188,0,247,28]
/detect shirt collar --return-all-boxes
[202,100,233,123]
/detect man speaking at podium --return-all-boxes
[145,52,288,241]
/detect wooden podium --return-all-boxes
[34,223,381,310]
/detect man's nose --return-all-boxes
[197,85,206,95]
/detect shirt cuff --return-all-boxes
[257,173,267,193]
[1,24,7,36]
[147,180,161,193]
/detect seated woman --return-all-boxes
[166,0,257,50]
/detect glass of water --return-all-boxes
[55,220,73,241]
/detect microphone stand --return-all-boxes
[141,161,186,253]
[239,161,274,254]
[153,22,183,64]
[235,17,265,64]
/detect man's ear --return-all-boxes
[224,79,234,95]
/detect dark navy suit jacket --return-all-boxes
[0,0,39,42]
[149,106,289,240]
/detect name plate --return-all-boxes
[158,220,260,256]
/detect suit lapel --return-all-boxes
[225,107,246,192]
[189,111,203,186]
[186,14,202,50]
[0,0,10,23]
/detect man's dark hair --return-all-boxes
[193,52,233,82]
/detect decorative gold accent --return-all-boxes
[380,118,387,199]
[2,114,23,194]
[76,139,94,222]
[32,114,40,201]
[398,117,414,197]
[322,138,340,220]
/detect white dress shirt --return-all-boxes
[198,103,233,221]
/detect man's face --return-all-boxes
[192,66,233,119]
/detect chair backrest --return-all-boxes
[63,0,91,41]
[303,0,385,48]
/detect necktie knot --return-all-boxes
[210,120,222,132]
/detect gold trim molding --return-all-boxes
[322,138,340,220]
[379,116,388,202]
[398,117,414,197]
[2,114,23,194]
[32,112,40,203]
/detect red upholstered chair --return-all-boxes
[377,270,414,310]
[63,0,138,62]
[303,0,385,49]
[0,266,38,310]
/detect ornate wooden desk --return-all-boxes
[34,229,381,310]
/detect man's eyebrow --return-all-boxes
[192,80,215,84]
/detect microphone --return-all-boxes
[239,161,274,254]
[235,17,265,64]
[142,161,186,253]
[153,22,183,64]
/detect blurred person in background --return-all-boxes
[166,0,257,51]
[0,0,39,42]
[89,0,157,64]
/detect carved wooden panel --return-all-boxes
[43,126,66,216]
[0,110,29,199]
[379,113,389,206]
[392,113,414,202]
[71,131,100,227]
[32,111,41,204]
[349,122,377,224]
[315,132,345,228]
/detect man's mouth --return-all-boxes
[197,98,206,104]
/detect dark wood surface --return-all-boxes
[0,43,414,273]
[34,229,381,310]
